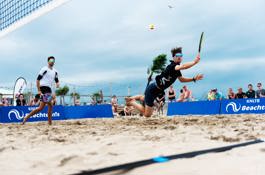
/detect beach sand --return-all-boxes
[1,114,265,175]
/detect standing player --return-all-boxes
[22,56,59,125]
[126,47,203,117]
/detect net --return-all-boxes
[0,0,69,37]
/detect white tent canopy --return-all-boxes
[0,88,13,98]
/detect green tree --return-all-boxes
[147,54,167,86]
[55,85,69,105]
[70,92,80,105]
[91,92,101,104]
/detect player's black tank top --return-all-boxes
[155,61,182,90]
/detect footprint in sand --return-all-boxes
[108,152,119,156]
[210,135,240,142]
[163,125,176,130]
[58,155,81,167]
[260,148,265,152]
[29,135,37,140]
[245,135,257,140]
[49,137,66,143]
[86,152,98,156]
[142,135,161,141]
[0,147,6,153]
[0,146,16,153]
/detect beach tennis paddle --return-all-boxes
[198,32,204,53]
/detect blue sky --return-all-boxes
[0,0,265,100]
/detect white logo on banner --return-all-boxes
[226,102,241,112]
[8,109,24,120]
[8,108,61,121]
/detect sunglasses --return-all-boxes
[175,53,183,57]
[48,59,55,63]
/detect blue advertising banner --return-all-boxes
[221,98,265,114]
[64,104,113,119]
[167,100,221,116]
[0,105,65,123]
[0,104,113,123]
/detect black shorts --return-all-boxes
[144,82,163,107]
[40,86,52,103]
[40,86,52,94]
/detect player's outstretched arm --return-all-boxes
[178,74,203,83]
[175,54,200,71]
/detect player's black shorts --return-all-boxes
[144,82,164,107]
[40,86,52,103]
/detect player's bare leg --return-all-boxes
[22,102,46,125]
[47,102,53,125]
[126,100,153,117]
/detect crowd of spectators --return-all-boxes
[0,93,55,106]
[166,85,194,102]
[207,82,265,101]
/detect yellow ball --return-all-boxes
[149,24,155,30]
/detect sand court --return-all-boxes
[1,115,265,175]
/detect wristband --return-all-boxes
[193,77,196,82]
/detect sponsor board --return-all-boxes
[0,105,114,123]
[64,105,114,119]
[0,106,65,123]
[221,98,265,114]
[167,100,221,116]
[167,98,265,116]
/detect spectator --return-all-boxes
[16,94,26,106]
[155,91,165,115]
[29,94,40,106]
[246,84,255,99]
[2,98,9,106]
[124,105,134,116]
[0,98,3,106]
[212,88,223,100]
[227,88,236,99]
[183,85,193,101]
[167,85,176,102]
[177,89,185,102]
[99,90,104,104]
[111,95,118,113]
[74,99,80,106]
[256,83,265,98]
[235,88,247,99]
[207,89,215,100]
